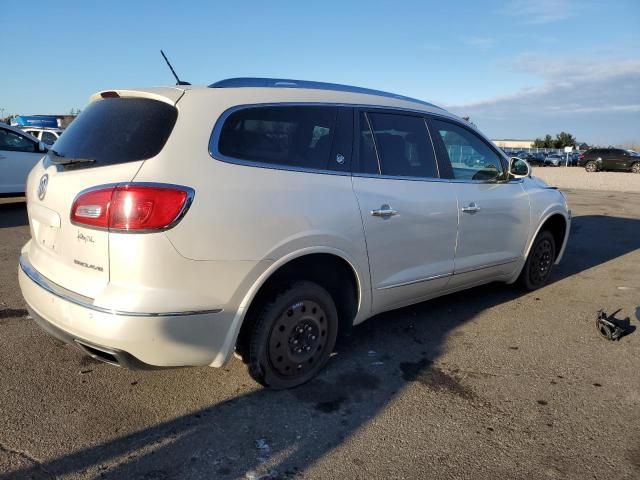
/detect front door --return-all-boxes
[352,111,458,312]
[429,118,529,287]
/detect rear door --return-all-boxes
[612,149,632,170]
[0,126,43,194]
[600,149,617,170]
[429,117,529,287]
[24,94,179,298]
[352,110,458,312]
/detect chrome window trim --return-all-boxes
[207,102,522,184]
[20,255,222,317]
[352,172,450,184]
[69,182,196,234]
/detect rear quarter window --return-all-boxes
[50,98,177,166]
[215,106,338,171]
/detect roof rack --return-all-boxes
[208,77,442,109]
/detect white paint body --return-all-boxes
[0,124,45,195]
[22,128,64,147]
[18,84,571,368]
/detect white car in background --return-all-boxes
[18,79,571,389]
[23,127,64,147]
[0,123,48,196]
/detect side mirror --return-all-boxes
[509,157,531,178]
[38,141,48,153]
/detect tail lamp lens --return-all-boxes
[71,184,190,231]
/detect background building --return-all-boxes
[492,139,534,149]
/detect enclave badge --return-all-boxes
[37,174,49,201]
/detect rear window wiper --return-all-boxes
[48,149,96,166]
[51,157,96,166]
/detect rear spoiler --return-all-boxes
[90,87,187,106]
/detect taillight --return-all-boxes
[71,184,193,231]
[579,154,585,159]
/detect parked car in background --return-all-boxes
[544,153,564,167]
[568,152,581,166]
[0,123,48,196]
[578,148,640,173]
[18,78,570,389]
[23,127,64,147]
[526,152,546,166]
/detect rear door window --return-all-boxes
[216,106,338,171]
[50,98,178,166]
[359,111,439,179]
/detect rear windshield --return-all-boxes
[51,97,177,166]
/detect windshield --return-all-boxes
[50,97,177,166]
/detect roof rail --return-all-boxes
[208,77,442,109]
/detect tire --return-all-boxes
[247,281,338,389]
[519,230,556,291]
[585,161,597,172]
[632,162,640,174]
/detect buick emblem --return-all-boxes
[37,174,49,201]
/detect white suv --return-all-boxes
[23,127,64,147]
[18,78,570,389]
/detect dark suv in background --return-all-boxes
[578,148,640,173]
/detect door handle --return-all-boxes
[461,202,481,214]
[371,204,398,218]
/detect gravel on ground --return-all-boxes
[532,167,640,192]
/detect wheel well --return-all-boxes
[540,214,567,260]
[235,253,360,361]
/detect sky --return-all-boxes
[2,0,639,145]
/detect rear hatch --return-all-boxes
[24,89,182,298]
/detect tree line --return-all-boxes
[533,132,577,149]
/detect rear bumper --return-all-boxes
[18,254,234,368]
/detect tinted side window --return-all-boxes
[0,128,36,152]
[431,119,504,182]
[367,112,438,178]
[217,106,337,170]
[41,132,58,145]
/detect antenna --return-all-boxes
[160,50,191,86]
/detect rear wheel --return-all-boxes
[519,230,556,291]
[632,162,640,174]
[585,161,597,172]
[247,281,338,389]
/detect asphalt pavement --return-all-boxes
[0,190,638,480]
